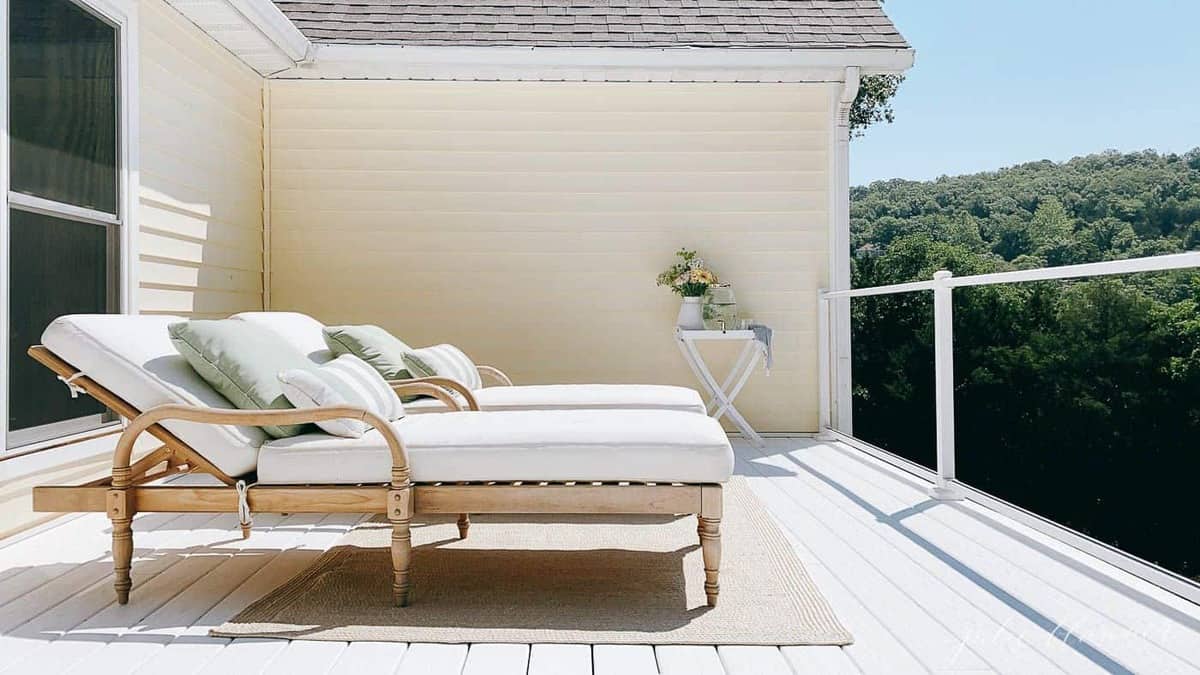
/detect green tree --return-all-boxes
[850,74,905,138]
[849,148,1200,580]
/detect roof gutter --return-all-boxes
[165,0,313,75]
[224,0,311,64]
[274,44,915,81]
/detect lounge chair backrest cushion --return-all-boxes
[402,344,484,390]
[230,311,333,364]
[322,324,416,381]
[168,320,317,439]
[41,314,265,477]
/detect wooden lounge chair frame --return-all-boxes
[391,363,513,412]
[27,346,724,608]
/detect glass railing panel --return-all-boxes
[954,270,1200,581]
[850,292,937,469]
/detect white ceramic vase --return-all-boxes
[676,296,705,329]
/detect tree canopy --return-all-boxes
[849,149,1200,580]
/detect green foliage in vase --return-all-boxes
[657,248,719,297]
[850,148,1200,581]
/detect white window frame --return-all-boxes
[0,0,139,454]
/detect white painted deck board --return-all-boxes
[800,443,1200,674]
[528,643,593,675]
[743,444,1076,674]
[0,440,1196,675]
[654,645,724,675]
[327,641,408,674]
[730,447,930,675]
[717,645,793,675]
[781,645,862,674]
[262,639,348,674]
[394,642,468,674]
[592,644,658,675]
[462,643,530,675]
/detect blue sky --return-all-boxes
[851,0,1200,186]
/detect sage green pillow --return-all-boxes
[168,320,314,438]
[322,325,415,380]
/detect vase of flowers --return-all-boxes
[657,249,718,329]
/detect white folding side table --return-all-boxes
[675,328,766,447]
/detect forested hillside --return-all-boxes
[848,149,1200,580]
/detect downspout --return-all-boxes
[830,66,860,433]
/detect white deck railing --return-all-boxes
[816,250,1200,603]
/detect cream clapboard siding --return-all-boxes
[269,81,832,431]
[137,0,264,318]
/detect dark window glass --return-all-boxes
[9,0,117,213]
[8,210,110,432]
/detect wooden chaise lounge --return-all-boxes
[29,315,733,608]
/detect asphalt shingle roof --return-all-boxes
[272,0,908,49]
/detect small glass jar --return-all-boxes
[703,284,738,331]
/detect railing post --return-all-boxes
[930,270,964,500]
[816,289,834,440]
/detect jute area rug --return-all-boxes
[213,477,852,645]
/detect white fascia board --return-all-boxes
[272,44,915,82]
[224,0,310,62]
[166,0,310,74]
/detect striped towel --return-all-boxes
[750,323,773,373]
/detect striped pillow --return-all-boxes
[279,354,405,438]
[401,344,483,391]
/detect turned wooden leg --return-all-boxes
[108,489,134,605]
[388,487,414,607]
[456,513,471,539]
[699,484,723,608]
[698,516,722,607]
[240,523,252,540]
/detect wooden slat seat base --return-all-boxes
[34,482,715,516]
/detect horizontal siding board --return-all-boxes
[269,210,827,233]
[270,80,829,431]
[271,170,827,193]
[271,229,827,253]
[269,81,832,112]
[272,129,829,152]
[272,189,826,213]
[271,149,826,172]
[139,259,263,294]
[140,204,264,247]
[140,232,262,274]
[138,0,264,317]
[141,136,262,183]
[138,287,264,316]
[272,109,829,133]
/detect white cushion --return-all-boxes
[258,409,732,484]
[404,384,706,415]
[402,344,484,390]
[279,354,405,438]
[41,315,264,477]
[231,311,333,364]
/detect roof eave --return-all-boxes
[270,44,916,82]
[165,0,914,81]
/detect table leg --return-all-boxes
[680,337,765,447]
[707,340,757,415]
[711,345,762,421]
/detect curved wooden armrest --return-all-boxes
[391,381,464,411]
[476,365,514,387]
[389,376,480,411]
[111,404,410,488]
